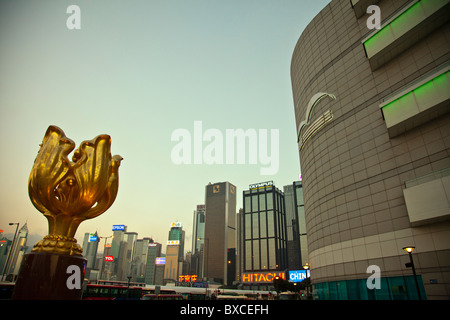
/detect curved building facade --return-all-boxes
[291,0,450,299]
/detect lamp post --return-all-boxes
[1,223,19,281]
[303,262,310,300]
[403,246,422,300]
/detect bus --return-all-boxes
[142,294,184,301]
[179,291,207,300]
[82,284,144,300]
[216,295,249,300]
[144,285,208,300]
[279,292,300,300]
[96,280,146,287]
[143,285,275,300]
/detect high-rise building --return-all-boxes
[145,242,162,284]
[101,245,113,280]
[131,237,153,282]
[8,223,28,278]
[284,181,307,269]
[192,205,206,254]
[81,232,101,281]
[291,0,450,299]
[82,232,100,269]
[0,230,11,279]
[154,256,165,285]
[82,233,90,255]
[110,225,127,258]
[105,224,129,280]
[164,223,185,283]
[241,181,288,276]
[164,242,180,283]
[122,232,138,280]
[236,208,244,283]
[191,205,206,276]
[109,225,127,279]
[168,222,185,259]
[204,181,237,285]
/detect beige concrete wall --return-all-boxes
[291,0,450,299]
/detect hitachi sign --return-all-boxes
[241,271,285,283]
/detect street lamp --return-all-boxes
[402,246,422,300]
[303,262,311,299]
[1,223,19,281]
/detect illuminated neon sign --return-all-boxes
[112,225,125,231]
[249,181,273,190]
[241,271,285,283]
[155,257,166,265]
[288,270,310,283]
[171,222,182,228]
[179,275,198,282]
[104,256,113,262]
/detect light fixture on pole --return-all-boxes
[402,246,422,300]
[303,262,311,299]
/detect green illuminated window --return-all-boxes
[381,69,450,137]
[363,0,449,70]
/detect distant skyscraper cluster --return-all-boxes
[73,180,306,289]
[81,224,180,285]
[1,223,29,281]
[190,180,306,289]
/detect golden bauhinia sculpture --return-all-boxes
[29,125,123,256]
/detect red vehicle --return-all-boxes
[82,284,144,300]
[142,294,184,301]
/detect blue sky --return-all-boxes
[0,0,329,252]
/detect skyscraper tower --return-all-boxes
[82,232,100,269]
[109,224,127,280]
[241,181,287,275]
[191,205,206,277]
[131,237,153,282]
[145,242,162,285]
[10,223,29,277]
[204,181,237,285]
[192,205,206,255]
[110,224,127,259]
[284,181,308,269]
[164,222,185,283]
[168,222,185,258]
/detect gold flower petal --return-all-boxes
[28,125,75,214]
[82,154,123,220]
[72,134,112,213]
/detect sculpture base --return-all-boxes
[12,252,87,300]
